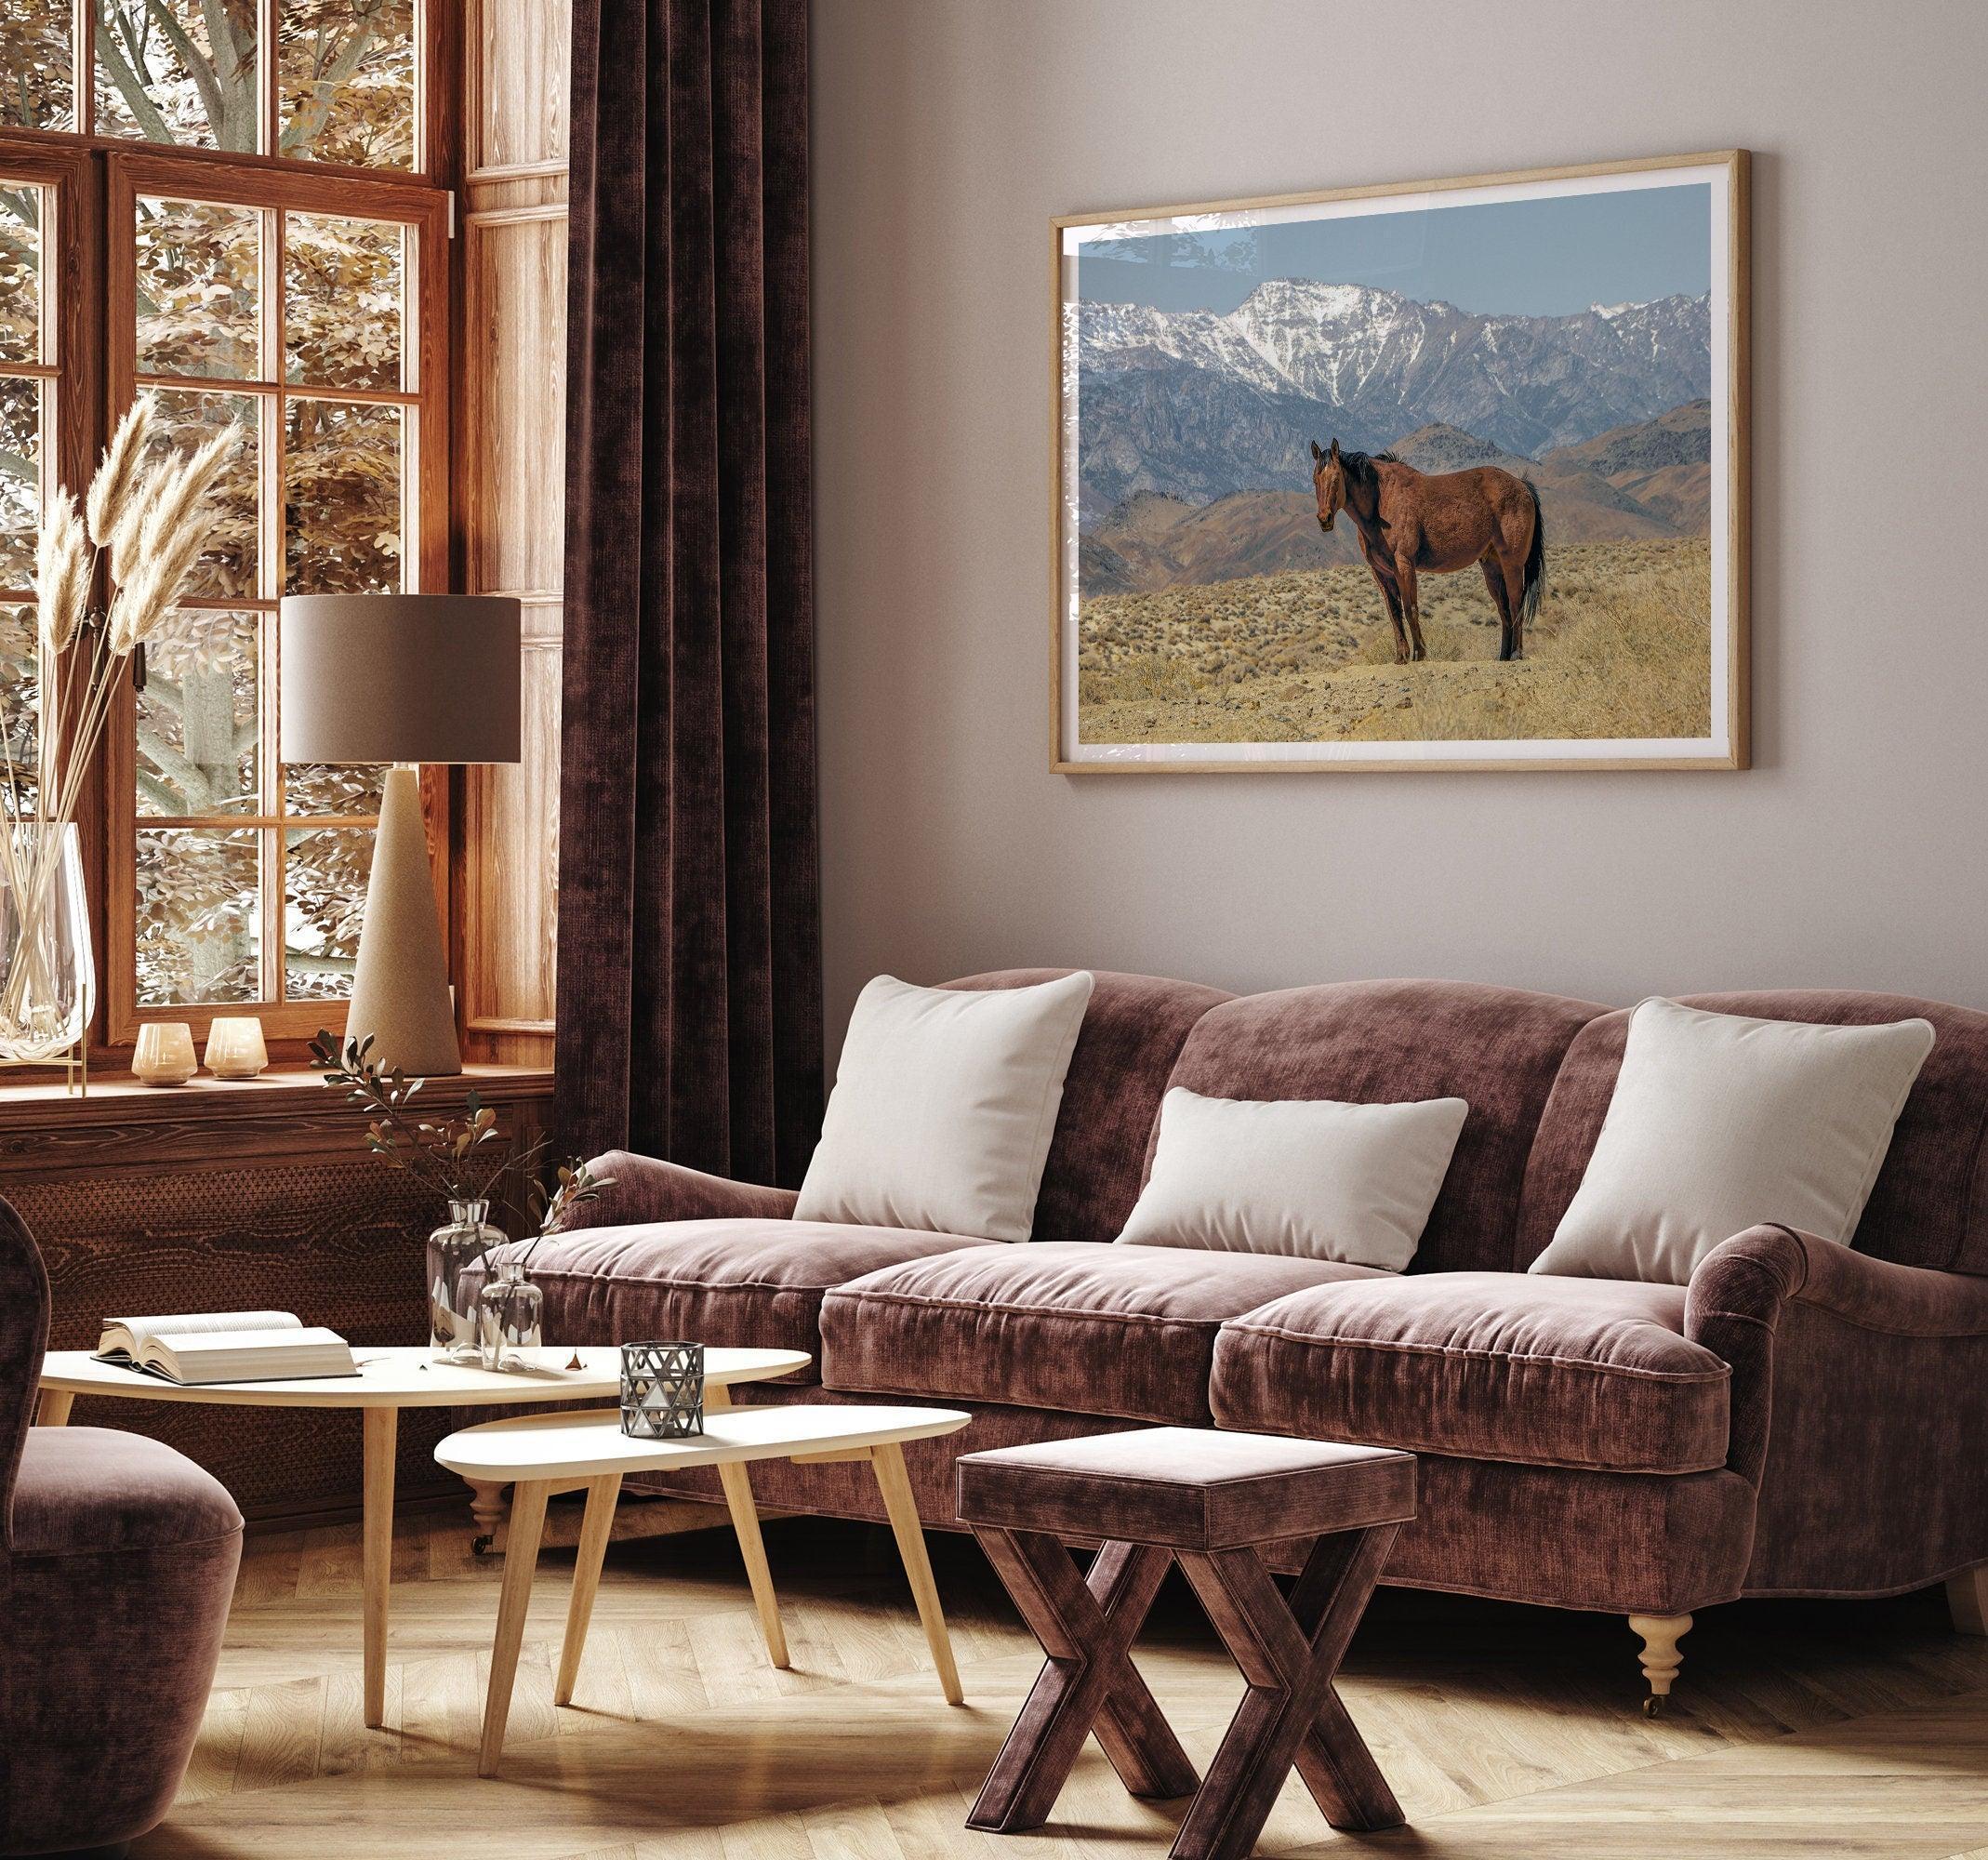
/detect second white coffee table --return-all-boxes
[35,1343,810,1729]
[437,1401,973,1774]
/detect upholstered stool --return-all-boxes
[958,1427,1414,1860]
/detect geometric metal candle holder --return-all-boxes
[619,1340,704,1439]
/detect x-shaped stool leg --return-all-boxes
[1173,1523,1404,1858]
[968,1528,1201,1831]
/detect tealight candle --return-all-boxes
[204,1016,269,1080]
[133,1021,198,1086]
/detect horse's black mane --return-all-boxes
[1340,448,1398,490]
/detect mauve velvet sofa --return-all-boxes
[523,971,1988,1703]
[0,1197,243,1858]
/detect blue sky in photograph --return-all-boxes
[1078,183,1711,318]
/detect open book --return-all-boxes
[95,1310,358,1385]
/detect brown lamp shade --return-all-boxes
[279,594,522,764]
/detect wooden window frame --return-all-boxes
[0,2,463,1059]
[101,151,450,1046]
[34,0,452,186]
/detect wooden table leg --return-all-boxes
[970,1531,1197,1832]
[716,1459,790,1669]
[1173,1525,1402,1859]
[869,1441,964,1706]
[555,1473,623,1706]
[480,1478,550,1776]
[35,1388,73,1428]
[360,1405,398,1731]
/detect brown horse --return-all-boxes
[1310,437,1544,663]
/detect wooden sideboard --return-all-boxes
[2,1066,554,1528]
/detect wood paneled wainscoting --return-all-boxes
[4,1068,551,1529]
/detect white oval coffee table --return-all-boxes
[436,1401,973,1774]
[34,1343,810,1729]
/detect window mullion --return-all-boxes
[71,0,90,138]
[258,0,278,160]
[261,200,285,1004]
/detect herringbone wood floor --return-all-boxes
[134,1499,1988,1859]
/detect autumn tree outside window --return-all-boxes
[0,1,451,1048]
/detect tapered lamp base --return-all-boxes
[344,765,460,1077]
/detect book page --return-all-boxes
[101,1309,300,1353]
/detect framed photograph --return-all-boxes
[1052,151,1748,772]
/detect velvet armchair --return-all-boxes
[0,1196,243,1858]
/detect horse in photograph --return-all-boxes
[1311,437,1545,663]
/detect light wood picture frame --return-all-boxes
[1052,151,1749,773]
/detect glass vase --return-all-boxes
[0,824,95,1063]
[428,1199,502,1362]
[475,1256,544,1371]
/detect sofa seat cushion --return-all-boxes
[523,1219,999,1382]
[1211,1271,1730,1474]
[11,1427,243,1557]
[820,1241,1386,1425]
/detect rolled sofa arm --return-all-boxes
[550,1149,799,1234]
[1686,1222,1988,1484]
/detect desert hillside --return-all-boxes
[1075,537,1711,746]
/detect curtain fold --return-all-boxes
[558,0,823,1188]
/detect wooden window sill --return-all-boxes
[0,1064,556,1173]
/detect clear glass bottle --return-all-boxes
[427,1198,502,1362]
[476,1256,544,1371]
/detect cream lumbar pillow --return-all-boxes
[1114,1087,1470,1270]
[1530,997,1936,1284]
[794,971,1094,1242]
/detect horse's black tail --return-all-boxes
[1518,478,1545,631]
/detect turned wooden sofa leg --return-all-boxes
[467,1478,510,1556]
[1948,1567,1988,1635]
[1627,1613,1691,1714]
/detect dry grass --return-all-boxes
[1075,538,1711,745]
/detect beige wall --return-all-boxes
[810,0,1988,1041]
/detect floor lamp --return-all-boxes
[279,594,521,1077]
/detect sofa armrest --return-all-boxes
[551,1149,799,1234]
[1686,1222,1988,1483]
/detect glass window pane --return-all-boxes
[285,399,401,592]
[97,0,259,152]
[279,0,415,169]
[146,390,260,601]
[285,213,402,390]
[0,601,39,812]
[0,376,40,592]
[136,197,262,381]
[285,825,370,1000]
[284,762,384,816]
[0,187,41,365]
[136,826,262,1004]
[0,2,74,132]
[138,610,259,817]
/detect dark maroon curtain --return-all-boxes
[556,0,823,1188]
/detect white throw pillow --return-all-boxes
[794,972,1094,1242]
[1114,1087,1470,1270]
[1530,997,1936,1284]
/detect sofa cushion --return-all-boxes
[820,1241,1385,1425]
[1531,998,1934,1284]
[1211,1271,1730,1474]
[1518,990,1988,1275]
[796,970,1095,1242]
[1160,980,1605,1275]
[943,970,1231,1243]
[524,1219,998,1383]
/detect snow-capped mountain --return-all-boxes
[1074,279,1710,517]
